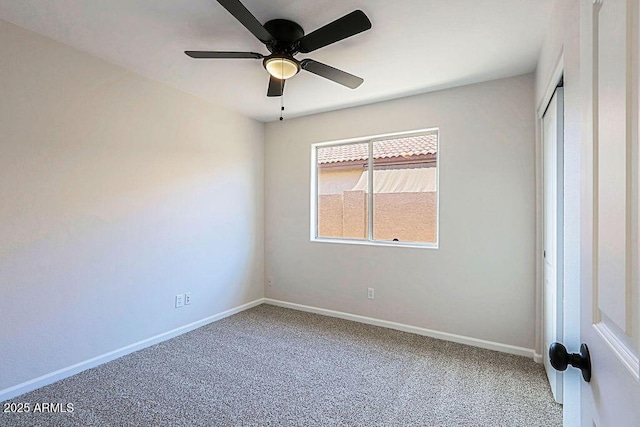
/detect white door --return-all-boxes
[580,0,640,425]
[543,87,564,404]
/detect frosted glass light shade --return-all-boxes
[265,57,299,80]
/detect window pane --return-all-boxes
[316,142,369,239]
[371,134,438,243]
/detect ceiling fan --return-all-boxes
[185,0,372,97]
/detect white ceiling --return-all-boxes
[0,1,553,122]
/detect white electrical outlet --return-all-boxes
[367,288,375,299]
[267,276,274,287]
[175,294,184,308]
[185,293,192,305]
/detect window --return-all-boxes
[311,129,439,248]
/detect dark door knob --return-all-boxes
[549,342,591,382]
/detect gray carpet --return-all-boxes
[1,304,561,426]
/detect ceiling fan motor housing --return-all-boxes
[263,19,305,55]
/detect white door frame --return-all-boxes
[536,56,564,365]
[536,56,565,364]
[542,85,565,403]
[536,55,583,417]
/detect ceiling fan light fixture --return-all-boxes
[264,56,299,80]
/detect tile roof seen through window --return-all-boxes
[317,134,437,164]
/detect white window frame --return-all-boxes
[310,128,440,249]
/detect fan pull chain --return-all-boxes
[279,59,285,121]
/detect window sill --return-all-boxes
[310,237,438,250]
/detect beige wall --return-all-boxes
[0,20,264,395]
[342,190,368,239]
[265,74,536,351]
[318,167,363,194]
[319,192,437,243]
[318,194,344,237]
[374,192,437,242]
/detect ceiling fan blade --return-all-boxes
[216,0,274,43]
[267,75,285,97]
[185,51,263,59]
[300,59,363,89]
[297,10,371,53]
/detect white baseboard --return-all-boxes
[264,298,536,359]
[534,352,544,364]
[0,298,265,403]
